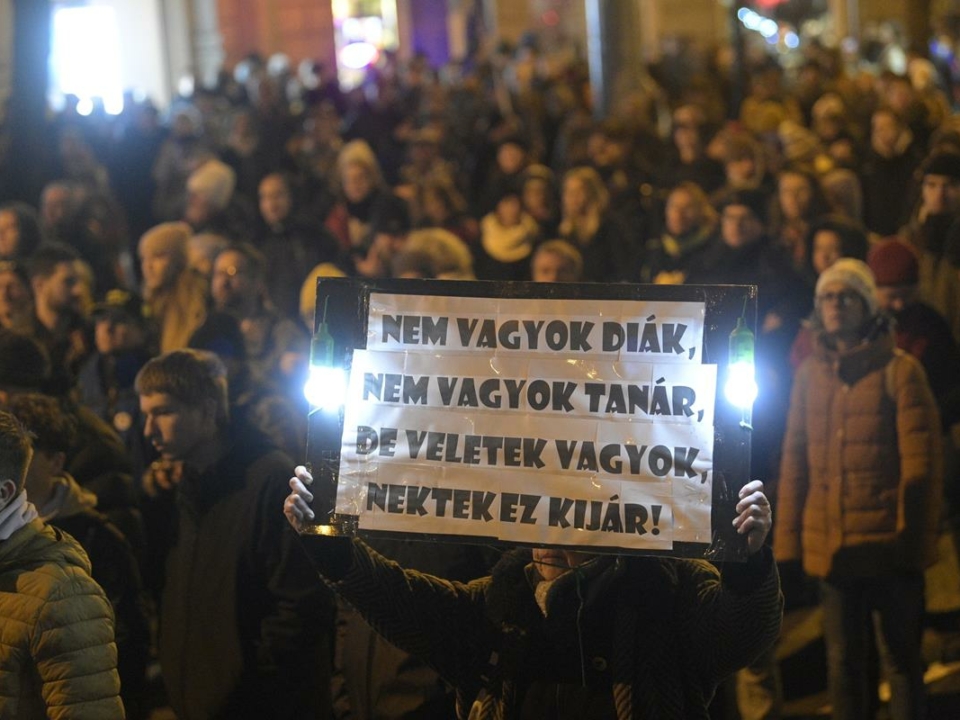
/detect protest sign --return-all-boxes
[306,279,756,560]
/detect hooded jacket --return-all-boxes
[0,519,123,719]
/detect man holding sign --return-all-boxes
[285,470,781,719]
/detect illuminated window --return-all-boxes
[332,0,399,89]
[49,5,124,115]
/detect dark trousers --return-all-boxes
[821,573,925,720]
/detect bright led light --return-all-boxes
[76,97,93,116]
[304,365,348,410]
[737,8,750,21]
[339,42,379,70]
[724,361,758,409]
[785,32,800,49]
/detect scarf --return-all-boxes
[0,489,39,541]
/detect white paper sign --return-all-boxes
[336,294,717,552]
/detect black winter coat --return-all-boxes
[160,424,335,719]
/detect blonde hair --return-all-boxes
[404,228,475,280]
[559,167,609,245]
[532,240,584,281]
[336,140,385,191]
[299,262,346,329]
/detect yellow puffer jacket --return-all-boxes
[0,519,124,719]
[775,331,942,579]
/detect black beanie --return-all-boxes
[921,151,960,180]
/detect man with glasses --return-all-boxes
[775,258,942,720]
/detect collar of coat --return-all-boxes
[813,322,896,386]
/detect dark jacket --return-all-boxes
[567,216,638,283]
[160,423,335,719]
[258,216,341,319]
[307,538,782,720]
[892,301,960,428]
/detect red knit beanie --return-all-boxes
[867,238,919,287]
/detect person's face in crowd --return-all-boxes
[522,179,552,221]
[531,249,575,283]
[0,269,31,328]
[586,133,607,165]
[532,548,596,581]
[140,392,214,463]
[212,250,256,313]
[421,188,449,225]
[497,143,526,175]
[562,176,588,219]
[875,283,919,314]
[187,241,220,279]
[40,186,72,229]
[140,244,179,293]
[921,174,960,216]
[871,111,901,156]
[598,138,627,168]
[673,121,700,155]
[778,173,813,221]
[342,162,375,204]
[172,112,199,140]
[828,138,857,167]
[812,230,843,275]
[495,195,522,227]
[814,114,843,142]
[817,280,867,339]
[720,204,762,248]
[33,261,82,315]
[259,174,292,227]
[886,80,914,115]
[0,211,20,258]
[725,156,756,187]
[665,188,701,237]
[184,191,215,227]
[94,316,143,355]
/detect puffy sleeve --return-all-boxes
[892,351,943,570]
[774,358,812,563]
[33,567,124,719]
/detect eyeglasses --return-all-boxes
[815,290,862,308]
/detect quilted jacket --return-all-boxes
[0,519,123,719]
[774,331,942,578]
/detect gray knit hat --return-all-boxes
[815,258,878,317]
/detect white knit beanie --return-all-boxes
[815,258,878,317]
[187,159,236,211]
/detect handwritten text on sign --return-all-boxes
[338,294,715,551]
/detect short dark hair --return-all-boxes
[135,349,230,427]
[0,409,33,492]
[8,394,77,454]
[27,242,81,280]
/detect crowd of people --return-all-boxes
[0,31,959,720]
